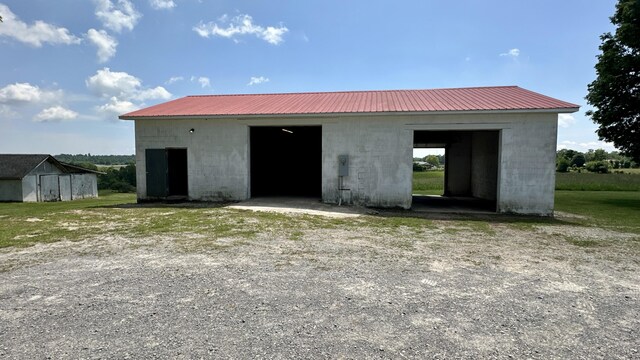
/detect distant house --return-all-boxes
[0,154,102,202]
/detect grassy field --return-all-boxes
[555,190,640,234]
[555,172,640,191]
[412,171,444,195]
[1,170,639,249]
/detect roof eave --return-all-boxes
[119,107,580,121]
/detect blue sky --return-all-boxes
[0,0,618,155]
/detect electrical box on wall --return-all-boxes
[338,155,349,176]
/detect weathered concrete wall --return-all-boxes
[22,176,38,202]
[445,133,472,196]
[133,111,560,214]
[71,174,98,199]
[497,114,557,215]
[135,119,248,201]
[471,131,499,201]
[0,180,23,202]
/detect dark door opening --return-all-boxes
[167,148,188,196]
[145,148,188,198]
[250,126,321,197]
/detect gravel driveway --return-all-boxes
[1,209,639,359]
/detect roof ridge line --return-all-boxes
[185,85,520,98]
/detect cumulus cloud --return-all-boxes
[558,114,576,128]
[97,96,138,114]
[86,68,171,115]
[34,106,78,122]
[166,76,184,84]
[0,83,61,104]
[94,0,141,33]
[0,4,81,47]
[193,14,288,45]
[499,48,520,58]
[190,76,210,88]
[247,76,269,86]
[86,29,118,63]
[149,0,176,10]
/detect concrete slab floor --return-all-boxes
[226,196,496,217]
[227,197,364,218]
[411,195,496,214]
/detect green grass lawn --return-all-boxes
[412,171,444,195]
[555,172,640,191]
[554,190,640,233]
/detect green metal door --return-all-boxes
[145,149,167,197]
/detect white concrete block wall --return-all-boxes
[133,111,560,214]
[135,119,248,201]
[322,118,413,208]
[497,114,557,215]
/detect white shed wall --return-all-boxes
[22,176,38,202]
[133,112,558,214]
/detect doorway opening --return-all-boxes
[412,130,499,212]
[145,148,188,199]
[250,126,321,197]
[167,148,188,196]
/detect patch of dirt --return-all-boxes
[0,214,638,358]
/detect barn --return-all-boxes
[0,154,101,202]
[120,86,579,215]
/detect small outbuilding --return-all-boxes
[120,86,579,215]
[0,154,101,202]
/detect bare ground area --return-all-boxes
[0,206,639,359]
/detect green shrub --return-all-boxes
[585,161,609,174]
[557,158,570,172]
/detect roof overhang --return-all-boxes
[119,107,579,121]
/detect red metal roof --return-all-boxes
[119,86,579,119]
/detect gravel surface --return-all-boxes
[1,214,639,359]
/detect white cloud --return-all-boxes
[0,83,61,104]
[247,76,269,86]
[499,48,520,58]
[34,106,78,122]
[86,68,142,98]
[149,0,176,10]
[558,114,576,128]
[133,86,171,101]
[166,76,184,84]
[94,0,141,33]
[191,76,210,88]
[86,29,118,63]
[86,68,171,116]
[193,14,288,45]
[97,96,138,114]
[0,4,81,47]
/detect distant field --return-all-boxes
[555,172,640,191]
[412,171,444,195]
[412,170,640,193]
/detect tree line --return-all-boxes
[55,154,135,165]
[556,148,637,173]
[57,155,137,193]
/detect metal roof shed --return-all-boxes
[120,86,579,215]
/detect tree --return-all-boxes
[586,0,640,162]
[424,155,440,168]
[557,158,570,172]
[592,148,607,161]
[571,153,586,167]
